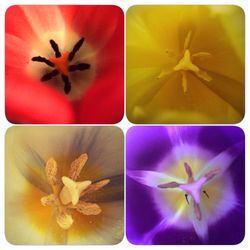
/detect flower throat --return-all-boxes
[32,38,90,94]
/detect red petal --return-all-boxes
[6,73,75,124]
[5,5,37,42]
[96,7,124,75]
[6,34,31,70]
[61,5,123,49]
[75,68,124,124]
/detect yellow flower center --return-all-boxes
[174,49,200,72]
[158,31,213,94]
[41,154,110,230]
[173,49,212,93]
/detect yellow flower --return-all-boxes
[126,5,244,123]
[5,126,124,244]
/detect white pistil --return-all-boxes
[158,162,218,220]
[179,176,207,204]
[60,176,91,205]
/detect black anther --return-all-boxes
[68,37,84,61]
[32,56,54,67]
[41,69,59,81]
[50,39,61,58]
[69,63,90,72]
[61,74,71,94]
[185,194,189,205]
[203,190,209,199]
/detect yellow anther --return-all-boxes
[196,70,212,82]
[80,179,110,197]
[41,194,55,206]
[76,201,102,215]
[181,71,188,94]
[157,69,171,79]
[56,212,74,230]
[183,31,192,50]
[59,176,91,205]
[45,158,58,187]
[68,154,88,181]
[192,52,212,59]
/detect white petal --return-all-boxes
[127,170,176,188]
[197,141,244,181]
[21,6,65,41]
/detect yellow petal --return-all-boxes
[126,5,244,124]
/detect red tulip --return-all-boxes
[5,5,124,124]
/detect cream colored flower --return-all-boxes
[5,126,124,244]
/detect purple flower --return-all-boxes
[126,126,244,244]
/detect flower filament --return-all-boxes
[41,153,110,230]
[32,38,90,94]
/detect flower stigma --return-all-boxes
[158,31,212,93]
[158,162,219,221]
[32,38,91,94]
[41,153,110,230]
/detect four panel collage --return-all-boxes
[5,5,245,245]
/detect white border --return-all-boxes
[0,0,248,249]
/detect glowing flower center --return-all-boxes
[41,153,110,230]
[32,38,91,94]
[158,162,219,221]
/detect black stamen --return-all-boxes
[61,74,71,94]
[185,194,189,205]
[69,63,91,72]
[68,38,84,61]
[50,39,61,58]
[203,190,209,199]
[32,56,54,67]
[41,69,59,81]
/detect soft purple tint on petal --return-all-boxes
[166,126,201,147]
[198,141,244,181]
[126,126,245,244]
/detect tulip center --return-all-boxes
[49,51,70,76]
[157,31,213,94]
[32,38,91,94]
[41,154,110,230]
[158,162,219,221]
[173,49,212,93]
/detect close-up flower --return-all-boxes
[126,126,244,244]
[5,5,124,124]
[5,126,124,244]
[126,5,244,124]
